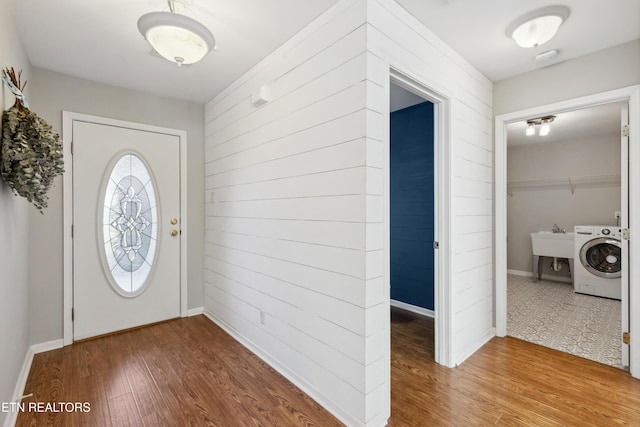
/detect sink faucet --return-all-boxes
[552,224,566,233]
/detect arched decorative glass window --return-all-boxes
[101,153,158,296]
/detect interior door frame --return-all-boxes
[621,101,630,368]
[62,112,188,345]
[388,68,453,367]
[495,85,640,377]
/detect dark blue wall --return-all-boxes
[390,101,434,310]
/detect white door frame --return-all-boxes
[62,112,189,345]
[388,69,453,367]
[495,85,640,377]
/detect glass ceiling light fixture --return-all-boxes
[138,0,215,66]
[506,6,570,48]
[525,115,556,137]
[525,122,536,136]
[539,117,552,136]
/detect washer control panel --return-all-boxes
[597,227,621,239]
[574,226,622,239]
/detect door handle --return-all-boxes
[170,230,178,237]
[170,218,178,225]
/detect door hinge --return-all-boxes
[433,241,439,249]
[71,225,74,238]
[623,331,630,345]
[622,124,629,138]
[71,308,74,321]
[622,228,630,241]
[70,141,74,155]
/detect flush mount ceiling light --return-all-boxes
[525,115,556,137]
[506,6,570,48]
[138,0,215,66]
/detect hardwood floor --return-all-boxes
[16,315,342,427]
[17,310,640,426]
[388,307,640,426]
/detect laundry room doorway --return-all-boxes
[495,86,640,377]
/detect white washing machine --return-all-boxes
[574,225,622,300]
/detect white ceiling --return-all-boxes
[9,0,640,104]
[9,0,340,104]
[390,83,427,112]
[397,0,640,82]
[507,102,625,147]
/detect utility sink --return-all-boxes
[530,231,575,259]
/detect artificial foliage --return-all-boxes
[1,68,64,212]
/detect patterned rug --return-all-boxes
[507,274,622,368]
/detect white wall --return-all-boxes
[366,0,494,365]
[0,2,31,425]
[204,1,374,425]
[27,68,205,344]
[494,40,640,115]
[204,0,492,425]
[507,134,621,277]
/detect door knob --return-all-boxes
[170,218,178,225]
[170,230,178,237]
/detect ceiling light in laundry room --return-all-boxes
[525,122,535,136]
[539,118,552,136]
[507,6,570,48]
[525,115,556,137]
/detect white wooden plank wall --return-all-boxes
[204,0,494,424]
[365,0,494,377]
[204,0,377,425]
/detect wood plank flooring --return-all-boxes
[16,316,342,427]
[388,307,640,426]
[17,310,640,426]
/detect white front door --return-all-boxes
[72,120,181,340]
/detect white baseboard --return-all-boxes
[455,327,496,367]
[3,348,33,427]
[507,269,532,277]
[366,413,390,427]
[30,339,63,354]
[390,300,434,318]
[203,310,366,427]
[3,339,64,427]
[187,306,204,317]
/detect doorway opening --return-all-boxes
[495,85,640,378]
[389,85,435,317]
[504,102,627,369]
[385,69,454,413]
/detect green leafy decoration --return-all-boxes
[1,68,64,212]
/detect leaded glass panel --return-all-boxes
[102,153,158,294]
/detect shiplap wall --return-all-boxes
[365,0,494,366]
[205,0,493,425]
[204,0,379,425]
